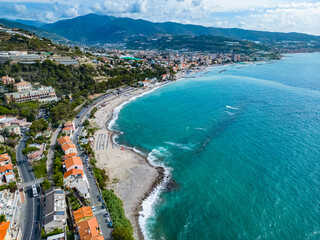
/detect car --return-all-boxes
[91,206,95,211]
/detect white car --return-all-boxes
[92,206,96,211]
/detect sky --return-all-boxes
[1,0,320,35]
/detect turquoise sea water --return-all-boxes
[112,53,320,240]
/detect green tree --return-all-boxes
[112,227,134,240]
[0,214,6,223]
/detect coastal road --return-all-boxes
[17,135,43,240]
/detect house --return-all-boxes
[64,169,90,199]
[0,164,15,184]
[57,136,72,146]
[1,76,15,85]
[76,217,103,240]
[58,136,77,155]
[64,121,75,131]
[5,124,21,135]
[0,221,10,240]
[62,152,77,161]
[0,153,11,167]
[43,188,66,233]
[62,127,73,137]
[64,156,83,172]
[13,81,32,92]
[73,207,93,223]
[46,233,65,240]
[27,143,45,161]
[61,143,77,155]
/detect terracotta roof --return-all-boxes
[57,136,72,146]
[0,221,10,240]
[14,82,30,86]
[64,156,82,169]
[0,153,10,163]
[63,127,72,131]
[73,207,93,223]
[64,168,83,179]
[0,164,13,173]
[64,153,77,159]
[61,143,76,152]
[77,217,103,240]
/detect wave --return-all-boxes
[226,105,239,110]
[164,141,194,151]
[194,127,207,131]
[139,147,171,240]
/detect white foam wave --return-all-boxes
[164,141,194,151]
[194,127,207,131]
[226,105,239,110]
[139,147,171,240]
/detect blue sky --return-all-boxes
[1,0,320,35]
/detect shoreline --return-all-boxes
[91,82,172,240]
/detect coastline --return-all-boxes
[91,83,171,240]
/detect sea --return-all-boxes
[109,53,320,240]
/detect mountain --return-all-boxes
[0,19,69,44]
[42,14,320,44]
[126,35,270,53]
[42,14,115,42]
[4,18,46,28]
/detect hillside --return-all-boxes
[126,35,270,53]
[0,31,70,52]
[0,19,69,44]
[42,14,320,44]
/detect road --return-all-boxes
[17,135,43,240]
[72,93,121,239]
[47,125,61,180]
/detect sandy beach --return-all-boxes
[91,86,165,240]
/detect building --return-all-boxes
[27,143,45,161]
[4,86,58,104]
[0,164,15,184]
[46,233,65,240]
[5,125,21,135]
[64,156,83,172]
[64,169,90,199]
[73,207,93,223]
[0,117,16,129]
[0,221,10,240]
[0,189,22,240]
[0,153,11,167]
[62,121,75,137]
[57,136,73,146]
[62,127,73,137]
[1,76,15,85]
[76,217,103,240]
[61,143,77,155]
[44,188,66,233]
[0,135,4,143]
[13,81,32,92]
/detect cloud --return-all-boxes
[0,0,320,35]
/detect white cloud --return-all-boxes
[1,0,320,35]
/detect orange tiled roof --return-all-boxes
[0,221,10,240]
[64,156,82,169]
[0,153,10,163]
[63,127,72,131]
[77,217,103,240]
[57,136,72,146]
[64,168,83,179]
[73,207,93,223]
[14,82,29,86]
[64,153,77,159]
[0,164,13,173]
[61,143,76,152]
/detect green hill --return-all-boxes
[42,14,320,44]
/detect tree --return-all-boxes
[112,227,134,240]
[42,178,51,191]
[0,214,6,223]
[29,118,48,134]
[83,119,89,127]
